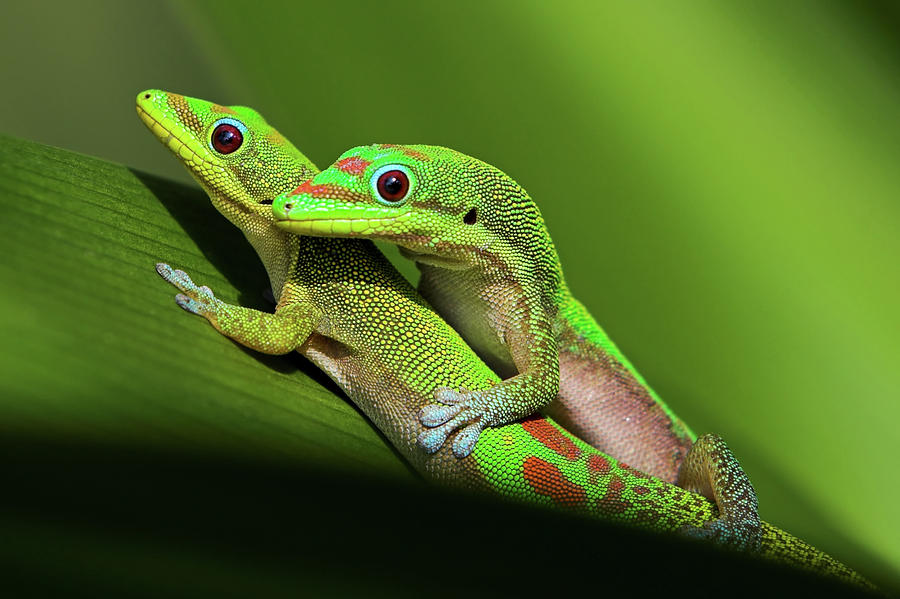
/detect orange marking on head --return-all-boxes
[379,144,432,162]
[291,180,314,195]
[402,149,431,161]
[521,416,581,460]
[211,104,238,115]
[337,156,371,175]
[522,456,587,508]
[289,181,369,203]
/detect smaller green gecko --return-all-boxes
[270,145,692,480]
[136,90,869,588]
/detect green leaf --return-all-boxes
[0,137,887,595]
[0,134,408,476]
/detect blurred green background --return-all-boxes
[1,0,898,588]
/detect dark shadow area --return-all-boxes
[847,0,900,68]
[0,434,883,598]
[130,169,272,311]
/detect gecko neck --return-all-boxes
[208,191,298,301]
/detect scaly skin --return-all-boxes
[269,144,802,559]
[136,91,868,588]
[275,144,695,482]
[271,145,694,480]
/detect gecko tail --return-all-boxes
[759,522,874,590]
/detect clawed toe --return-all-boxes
[451,423,483,458]
[156,263,174,279]
[175,293,203,315]
[420,404,460,427]
[417,426,450,454]
[433,387,468,405]
[156,263,198,294]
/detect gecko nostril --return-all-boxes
[284,203,293,212]
[144,93,151,100]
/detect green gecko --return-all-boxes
[271,144,694,481]
[136,90,867,587]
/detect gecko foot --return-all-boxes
[419,387,467,426]
[156,263,197,292]
[156,263,219,317]
[416,387,486,458]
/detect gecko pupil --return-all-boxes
[376,170,409,202]
[212,123,243,154]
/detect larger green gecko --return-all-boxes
[136,90,867,587]
[271,145,692,480]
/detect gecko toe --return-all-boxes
[157,263,199,294]
[175,294,203,315]
[417,426,450,453]
[155,263,173,279]
[433,387,465,405]
[451,424,483,458]
[420,404,459,427]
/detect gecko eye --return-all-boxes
[370,164,414,206]
[376,169,410,203]
[209,118,247,155]
[211,123,242,154]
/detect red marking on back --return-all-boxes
[596,474,629,514]
[522,456,586,508]
[587,454,611,474]
[521,416,581,460]
[617,460,652,480]
[337,156,371,175]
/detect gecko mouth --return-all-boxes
[136,102,217,170]
[276,215,410,237]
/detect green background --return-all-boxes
[1,0,898,589]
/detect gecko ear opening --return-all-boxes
[463,208,477,225]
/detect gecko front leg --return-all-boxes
[418,312,559,459]
[156,263,322,355]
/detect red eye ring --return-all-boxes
[211,123,243,154]
[376,169,410,203]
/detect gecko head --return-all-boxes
[273,144,523,269]
[136,89,315,221]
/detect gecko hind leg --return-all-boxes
[677,433,762,552]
